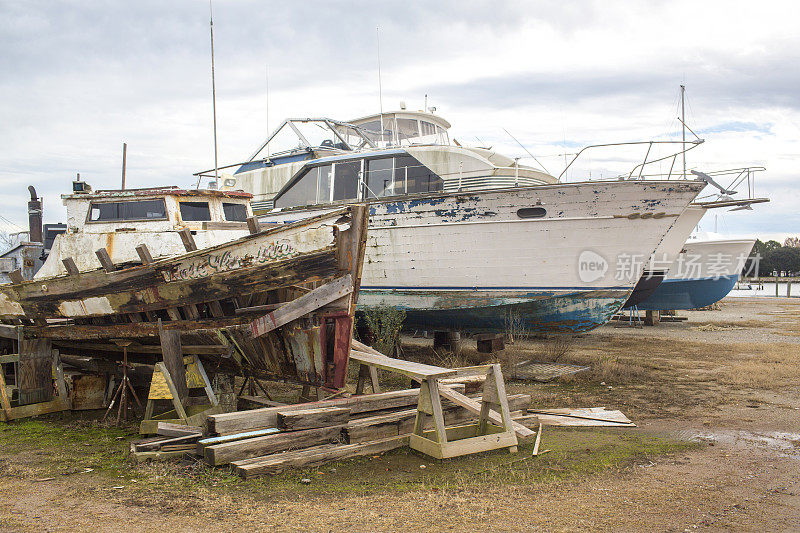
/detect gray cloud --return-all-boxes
[0,1,797,241]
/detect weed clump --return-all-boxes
[357,305,406,356]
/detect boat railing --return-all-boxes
[555,139,705,182]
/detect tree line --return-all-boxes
[744,238,800,277]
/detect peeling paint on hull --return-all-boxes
[358,288,630,334]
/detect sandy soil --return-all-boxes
[1,297,799,532]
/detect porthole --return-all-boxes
[517,207,547,219]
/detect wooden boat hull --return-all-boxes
[0,206,369,389]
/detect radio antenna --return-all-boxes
[209,0,219,188]
[265,61,270,158]
[503,128,550,175]
[376,26,385,145]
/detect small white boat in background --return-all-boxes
[634,232,757,310]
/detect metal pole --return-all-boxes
[210,0,219,188]
[376,27,384,145]
[121,142,127,190]
[681,84,686,178]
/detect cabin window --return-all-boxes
[179,201,212,221]
[436,126,449,145]
[317,165,332,202]
[395,155,444,194]
[87,199,167,222]
[275,167,319,208]
[364,157,395,198]
[223,202,248,222]
[420,121,436,136]
[517,207,547,219]
[274,164,332,209]
[332,161,360,201]
[395,118,419,143]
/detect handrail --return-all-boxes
[556,139,704,181]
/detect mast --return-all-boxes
[681,84,686,178]
[210,0,219,188]
[376,26,384,145]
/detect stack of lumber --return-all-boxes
[198,385,533,478]
[131,422,203,462]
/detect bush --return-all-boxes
[357,305,406,356]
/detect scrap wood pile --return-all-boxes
[130,384,635,478]
[131,385,532,477]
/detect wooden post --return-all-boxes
[788,282,792,298]
[95,248,115,272]
[179,228,198,252]
[158,321,188,404]
[644,310,660,326]
[62,257,80,276]
[8,269,24,284]
[136,244,153,264]
[247,216,260,235]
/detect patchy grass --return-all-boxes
[0,414,698,502]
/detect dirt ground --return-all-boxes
[1,297,799,532]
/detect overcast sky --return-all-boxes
[1,0,798,241]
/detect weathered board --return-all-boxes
[18,339,53,405]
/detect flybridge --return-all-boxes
[193,110,452,182]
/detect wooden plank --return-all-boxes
[53,341,229,355]
[134,449,193,463]
[158,326,187,404]
[135,244,154,264]
[8,269,23,284]
[346,394,531,444]
[249,274,354,338]
[0,363,12,419]
[178,228,198,251]
[277,407,350,431]
[208,300,225,318]
[0,324,17,340]
[160,443,198,452]
[410,424,517,459]
[438,386,535,439]
[0,354,19,364]
[157,422,203,437]
[197,428,281,447]
[18,339,53,405]
[62,257,80,276]
[0,398,69,421]
[205,425,344,465]
[233,435,408,478]
[349,349,455,381]
[135,433,200,452]
[207,386,465,435]
[202,221,248,230]
[95,248,116,272]
[234,303,282,315]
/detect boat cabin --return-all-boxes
[208,109,557,214]
[36,184,253,278]
[273,150,445,209]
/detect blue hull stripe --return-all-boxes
[358,289,630,334]
[634,275,740,311]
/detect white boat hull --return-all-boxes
[262,180,705,333]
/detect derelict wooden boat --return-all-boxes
[0,204,368,390]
